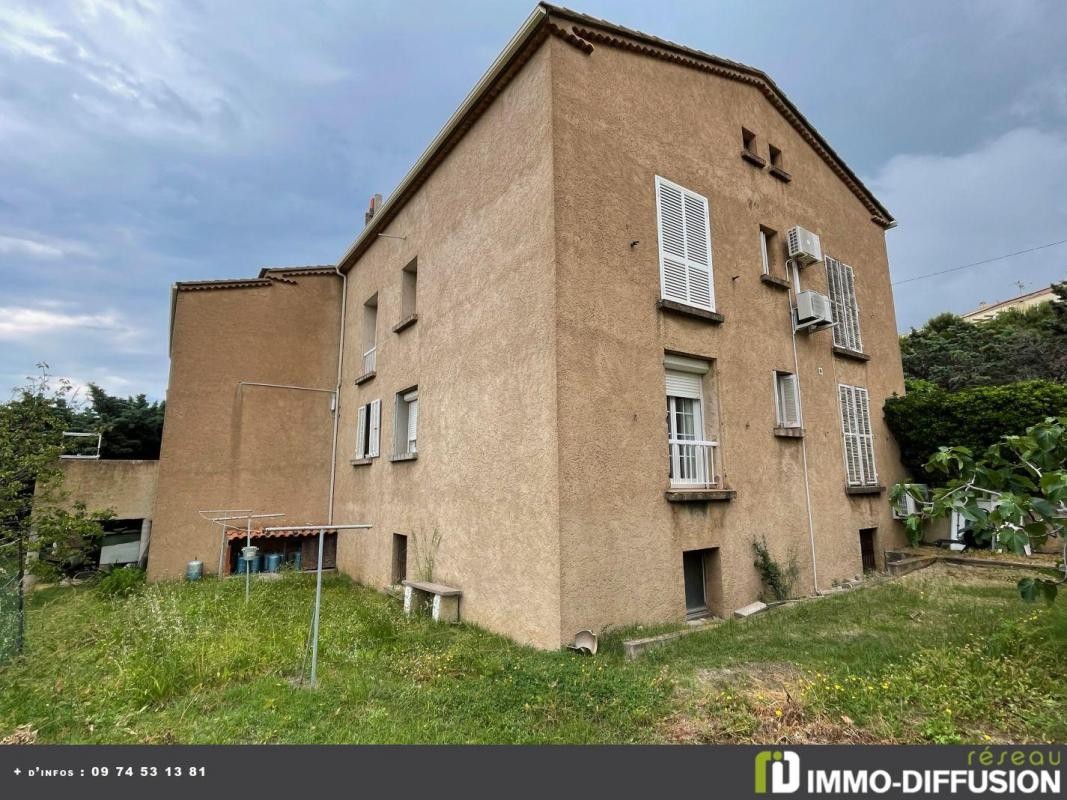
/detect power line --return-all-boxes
[892,238,1067,286]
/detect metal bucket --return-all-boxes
[241,545,259,561]
[186,560,203,581]
[265,553,283,573]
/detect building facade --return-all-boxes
[961,285,1058,323]
[150,4,908,649]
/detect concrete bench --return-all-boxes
[401,579,462,624]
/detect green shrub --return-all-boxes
[752,537,799,602]
[884,379,1067,479]
[96,566,146,599]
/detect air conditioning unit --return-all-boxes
[795,290,833,326]
[892,484,929,519]
[787,226,823,265]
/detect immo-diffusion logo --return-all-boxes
[755,750,801,794]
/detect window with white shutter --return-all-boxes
[655,176,715,311]
[664,355,718,488]
[774,371,801,428]
[354,400,381,460]
[838,384,877,486]
[826,256,863,353]
[368,399,381,458]
[393,387,418,458]
[355,404,368,459]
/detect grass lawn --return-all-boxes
[0,564,1063,744]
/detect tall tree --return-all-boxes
[73,386,165,460]
[899,282,1067,389]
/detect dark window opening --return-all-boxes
[392,533,408,585]
[683,548,722,618]
[742,127,757,153]
[859,528,877,573]
[769,144,783,168]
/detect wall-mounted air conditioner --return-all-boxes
[892,484,929,519]
[795,290,833,327]
[787,226,822,265]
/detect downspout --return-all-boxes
[327,264,348,525]
[787,260,821,595]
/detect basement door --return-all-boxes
[682,550,707,617]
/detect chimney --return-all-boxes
[364,193,382,226]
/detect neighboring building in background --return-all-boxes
[961,285,1058,323]
[144,3,909,649]
[46,460,158,568]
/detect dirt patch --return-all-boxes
[900,562,1050,587]
[908,546,1061,566]
[665,662,888,744]
[696,661,801,692]
[0,725,38,745]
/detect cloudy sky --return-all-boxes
[1,0,1065,400]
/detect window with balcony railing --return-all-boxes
[360,293,378,378]
[665,355,720,489]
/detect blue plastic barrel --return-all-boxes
[186,560,203,581]
[265,553,283,573]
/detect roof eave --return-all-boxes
[541,3,894,225]
[336,5,550,273]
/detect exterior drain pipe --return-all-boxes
[787,260,821,596]
[326,263,348,526]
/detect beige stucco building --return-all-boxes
[148,4,909,649]
[961,285,1058,323]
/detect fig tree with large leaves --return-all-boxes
[891,416,1067,603]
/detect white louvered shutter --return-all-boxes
[827,257,846,349]
[839,385,877,485]
[355,403,368,458]
[406,398,418,453]
[777,373,800,427]
[839,385,860,485]
[855,387,877,484]
[656,177,714,311]
[826,257,863,352]
[368,399,381,458]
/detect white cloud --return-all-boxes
[870,127,1067,329]
[0,305,132,341]
[0,1,233,140]
[0,234,63,258]
[1011,69,1067,121]
[0,232,93,259]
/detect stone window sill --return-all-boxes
[666,488,736,503]
[773,426,804,439]
[760,274,791,290]
[392,314,418,334]
[769,166,792,183]
[349,457,373,467]
[846,484,885,496]
[741,150,766,168]
[657,299,724,324]
[354,371,376,386]
[389,453,418,463]
[832,346,871,362]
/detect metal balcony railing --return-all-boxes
[668,438,719,488]
[362,346,377,375]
